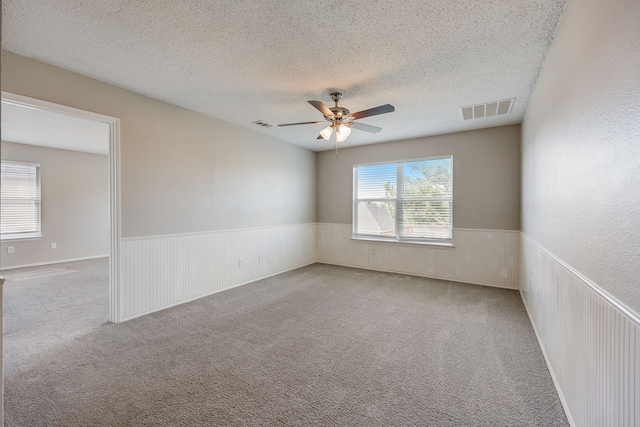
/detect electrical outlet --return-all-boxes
[258,254,263,263]
[238,258,244,268]
[371,248,376,255]
[51,243,57,250]
[7,246,15,254]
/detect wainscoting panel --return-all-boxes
[317,223,519,289]
[317,224,369,269]
[120,224,316,321]
[521,234,640,427]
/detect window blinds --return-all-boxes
[353,156,452,242]
[1,161,41,239]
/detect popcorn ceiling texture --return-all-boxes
[2,0,565,151]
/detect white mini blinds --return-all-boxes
[1,161,41,240]
[353,156,453,243]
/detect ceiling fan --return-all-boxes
[278,92,394,144]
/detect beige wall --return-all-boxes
[521,0,640,314]
[1,142,109,268]
[317,125,521,230]
[1,51,317,238]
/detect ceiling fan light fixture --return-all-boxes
[335,124,351,143]
[320,125,334,140]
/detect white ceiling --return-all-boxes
[1,101,110,155]
[1,0,566,152]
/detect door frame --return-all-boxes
[1,91,122,323]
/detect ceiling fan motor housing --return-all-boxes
[329,106,350,120]
[328,92,350,121]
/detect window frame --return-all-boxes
[352,155,453,246]
[1,160,42,241]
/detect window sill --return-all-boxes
[351,236,454,249]
[1,234,43,242]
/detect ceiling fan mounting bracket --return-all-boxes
[327,92,350,121]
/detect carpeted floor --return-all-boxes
[3,259,568,426]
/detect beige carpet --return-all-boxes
[3,259,568,426]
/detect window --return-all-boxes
[353,156,453,244]
[1,161,41,240]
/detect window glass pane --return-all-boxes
[1,200,40,233]
[356,201,395,236]
[400,200,452,239]
[356,163,396,200]
[402,158,452,198]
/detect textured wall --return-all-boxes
[1,51,317,238]
[318,125,521,231]
[1,142,109,269]
[521,0,640,314]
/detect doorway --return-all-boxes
[1,92,121,322]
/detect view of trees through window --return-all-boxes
[353,156,452,242]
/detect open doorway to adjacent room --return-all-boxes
[0,93,121,345]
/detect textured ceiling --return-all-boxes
[1,0,565,152]
[1,101,110,155]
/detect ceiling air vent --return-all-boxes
[252,120,273,128]
[461,98,515,120]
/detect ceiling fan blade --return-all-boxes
[308,100,335,118]
[277,121,326,127]
[348,104,395,120]
[350,121,382,133]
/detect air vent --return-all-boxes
[252,120,273,128]
[461,98,515,120]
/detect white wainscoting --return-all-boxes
[119,223,316,321]
[317,223,519,289]
[521,234,640,427]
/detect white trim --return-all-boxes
[521,232,640,327]
[2,92,122,324]
[0,255,109,271]
[120,222,317,242]
[2,92,118,124]
[108,118,121,323]
[350,236,455,248]
[455,227,521,234]
[121,262,315,322]
[0,234,43,242]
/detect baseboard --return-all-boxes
[520,291,576,427]
[316,261,519,291]
[0,254,109,271]
[121,262,316,322]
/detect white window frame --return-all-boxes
[352,155,453,245]
[1,160,42,241]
